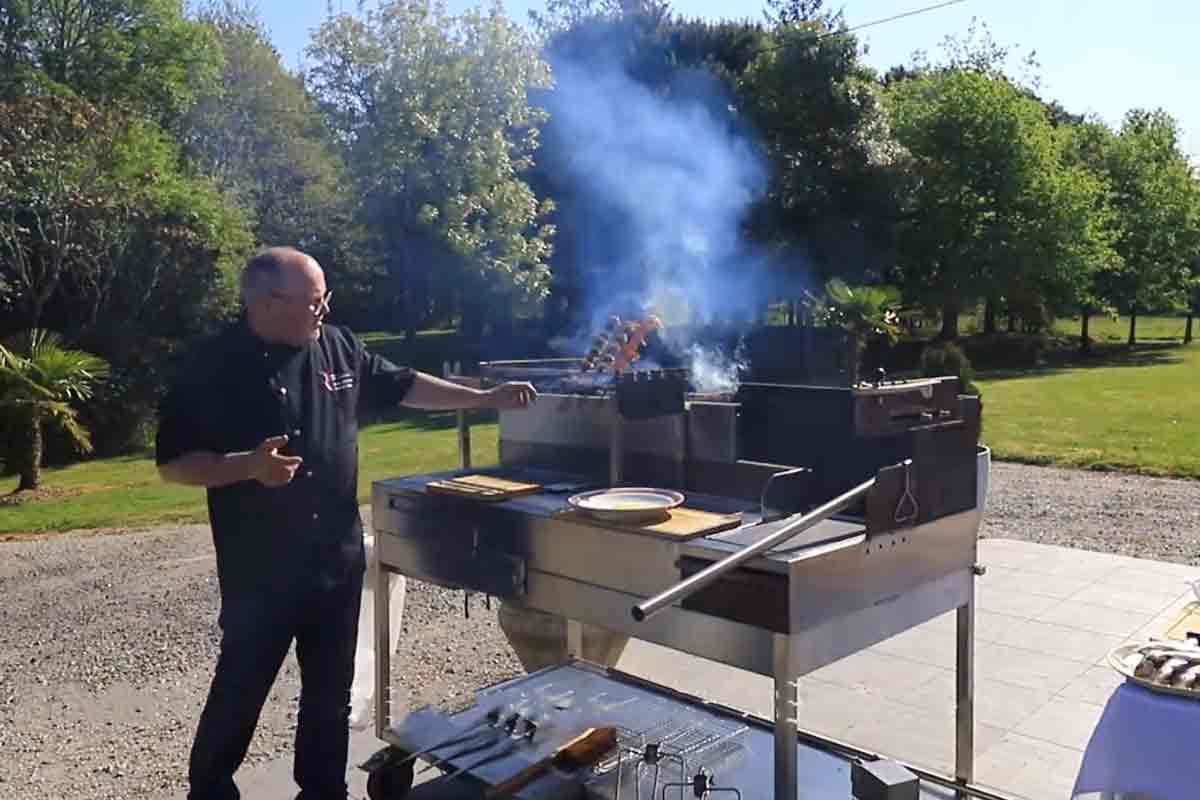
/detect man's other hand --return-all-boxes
[252,435,303,487]
[485,381,537,409]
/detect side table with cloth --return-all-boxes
[1072,682,1200,799]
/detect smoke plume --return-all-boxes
[538,36,780,388]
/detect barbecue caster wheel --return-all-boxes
[363,746,415,800]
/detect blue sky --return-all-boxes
[250,0,1199,161]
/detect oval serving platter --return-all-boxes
[1107,641,1200,701]
[566,487,685,525]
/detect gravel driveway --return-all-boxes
[3,461,1200,800]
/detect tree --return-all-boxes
[0,89,164,332]
[1058,118,1124,351]
[0,89,252,334]
[1184,261,1200,345]
[0,88,254,456]
[182,1,371,322]
[0,329,108,491]
[886,70,1103,339]
[528,0,672,38]
[737,21,901,289]
[0,1,257,460]
[306,0,555,339]
[805,278,902,384]
[763,0,841,27]
[0,0,221,124]
[1093,110,1200,344]
[662,16,767,82]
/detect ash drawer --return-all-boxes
[374,490,487,538]
[677,556,788,633]
[376,530,527,599]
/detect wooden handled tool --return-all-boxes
[484,726,618,799]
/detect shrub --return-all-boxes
[921,341,980,396]
[961,333,1048,369]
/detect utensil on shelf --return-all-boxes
[485,726,619,798]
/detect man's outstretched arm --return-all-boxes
[399,372,537,411]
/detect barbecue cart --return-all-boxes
[362,356,1004,800]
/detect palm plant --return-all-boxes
[0,329,109,492]
[805,279,904,385]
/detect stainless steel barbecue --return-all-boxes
[366,358,995,799]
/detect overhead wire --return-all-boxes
[182,0,975,118]
[752,0,972,55]
[816,0,970,42]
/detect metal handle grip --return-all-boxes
[631,476,877,622]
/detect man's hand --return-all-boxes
[251,435,303,487]
[484,381,538,409]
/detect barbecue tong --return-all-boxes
[435,714,540,785]
[418,712,537,775]
[384,708,504,772]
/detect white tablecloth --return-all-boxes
[1073,682,1200,799]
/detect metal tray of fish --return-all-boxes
[1108,639,1200,700]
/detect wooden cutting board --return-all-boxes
[555,506,742,539]
[426,474,543,501]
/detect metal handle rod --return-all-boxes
[631,476,877,622]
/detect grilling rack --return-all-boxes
[512,673,751,799]
[589,716,750,800]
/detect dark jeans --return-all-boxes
[186,563,365,800]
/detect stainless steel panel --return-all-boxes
[774,633,799,800]
[513,567,971,679]
[374,475,978,641]
[498,395,686,457]
[784,514,978,630]
[671,507,977,634]
[956,579,976,790]
[374,553,392,740]
[456,410,471,470]
[686,401,740,464]
[636,477,876,624]
[374,483,734,598]
[783,570,971,675]
[609,407,622,485]
[523,570,778,676]
[376,531,527,599]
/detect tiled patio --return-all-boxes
[187,538,1200,799]
[616,538,1200,800]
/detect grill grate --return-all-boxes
[589,713,750,800]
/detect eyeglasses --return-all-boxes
[272,290,332,318]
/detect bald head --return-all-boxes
[241,247,329,346]
[240,247,322,306]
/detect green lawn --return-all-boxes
[955,313,1190,342]
[976,341,1200,477]
[1,412,498,536]
[766,305,1195,344]
[1049,314,1191,342]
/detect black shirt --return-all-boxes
[155,320,415,596]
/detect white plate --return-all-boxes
[1108,641,1200,701]
[566,488,684,524]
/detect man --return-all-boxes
[155,246,536,800]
